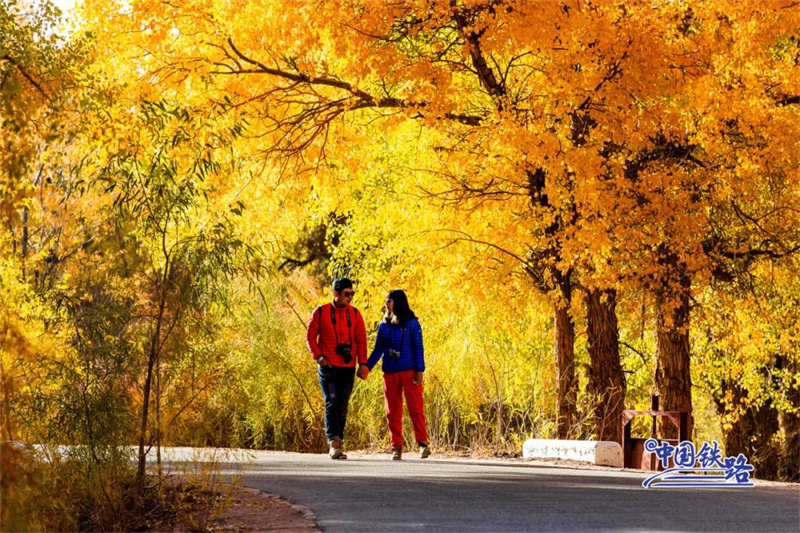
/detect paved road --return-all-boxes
[162,448,800,532]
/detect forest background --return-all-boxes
[1,0,799,529]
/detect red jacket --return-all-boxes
[306,302,367,367]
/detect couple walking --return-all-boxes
[306,277,430,461]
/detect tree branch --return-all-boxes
[226,38,373,99]
[0,54,48,97]
[452,5,506,103]
[222,38,484,127]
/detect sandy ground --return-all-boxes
[203,486,318,532]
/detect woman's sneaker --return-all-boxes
[419,445,431,459]
[391,446,403,460]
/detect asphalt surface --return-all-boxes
[160,448,800,532]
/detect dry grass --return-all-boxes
[0,443,241,532]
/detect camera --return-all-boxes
[388,349,401,359]
[336,343,352,363]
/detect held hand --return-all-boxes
[317,356,329,367]
[413,371,423,386]
[357,365,370,380]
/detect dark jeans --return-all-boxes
[318,365,355,444]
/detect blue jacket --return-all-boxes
[367,318,424,374]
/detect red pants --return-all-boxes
[383,370,428,448]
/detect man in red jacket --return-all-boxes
[306,278,368,459]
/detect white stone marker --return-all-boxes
[522,439,623,467]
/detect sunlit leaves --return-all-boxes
[3,0,798,464]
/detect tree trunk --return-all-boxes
[779,409,800,482]
[0,356,13,441]
[654,274,693,440]
[136,343,157,495]
[714,382,781,480]
[554,279,576,439]
[21,205,28,281]
[21,205,28,259]
[779,355,800,482]
[136,294,166,495]
[524,168,578,440]
[156,346,162,480]
[586,289,625,443]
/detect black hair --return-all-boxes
[332,277,353,292]
[384,289,416,325]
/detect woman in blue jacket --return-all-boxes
[365,289,430,460]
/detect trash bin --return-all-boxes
[621,396,688,471]
[623,436,679,470]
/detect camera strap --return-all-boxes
[392,324,406,354]
[329,303,352,345]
